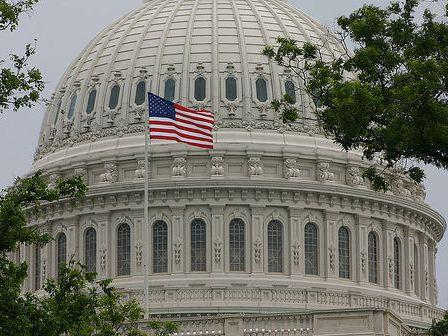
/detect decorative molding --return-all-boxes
[316,162,334,183]
[284,158,300,179]
[213,238,222,264]
[135,241,143,266]
[211,157,224,176]
[173,238,182,264]
[173,157,186,177]
[254,238,262,264]
[346,166,364,187]
[100,163,118,184]
[248,157,263,177]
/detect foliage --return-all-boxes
[263,0,448,190]
[428,312,448,336]
[0,0,44,113]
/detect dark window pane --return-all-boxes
[368,232,378,284]
[267,220,283,273]
[305,223,318,275]
[191,219,206,272]
[164,78,175,101]
[194,77,206,101]
[86,89,97,114]
[225,77,237,101]
[57,233,67,277]
[135,81,146,106]
[153,221,168,273]
[67,95,77,120]
[85,228,97,273]
[394,237,401,289]
[109,84,120,109]
[54,100,62,124]
[285,80,296,103]
[34,245,41,290]
[338,227,350,279]
[256,78,268,102]
[117,223,131,276]
[229,219,245,272]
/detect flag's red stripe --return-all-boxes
[175,115,213,131]
[150,128,213,142]
[150,120,212,137]
[173,103,213,117]
[151,135,213,149]
[175,109,214,124]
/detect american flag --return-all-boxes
[148,93,214,149]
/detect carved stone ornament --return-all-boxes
[100,248,107,270]
[284,158,300,179]
[388,257,394,280]
[173,239,182,264]
[48,172,61,189]
[135,241,143,266]
[292,241,300,266]
[172,157,186,177]
[211,156,224,176]
[410,262,415,287]
[135,159,147,179]
[253,238,262,264]
[316,162,334,183]
[41,258,47,281]
[100,163,118,183]
[213,238,222,264]
[391,177,411,198]
[73,167,87,183]
[248,157,263,177]
[361,249,367,272]
[346,166,364,187]
[329,246,336,272]
[411,183,426,203]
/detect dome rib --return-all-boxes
[150,0,186,96]
[228,0,252,123]
[181,0,202,106]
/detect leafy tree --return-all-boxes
[0,0,44,113]
[263,0,448,190]
[428,312,448,336]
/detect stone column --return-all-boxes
[250,206,265,274]
[403,228,412,295]
[324,211,338,279]
[211,206,225,273]
[171,206,185,274]
[428,242,436,305]
[357,217,369,284]
[289,208,302,276]
[383,221,394,289]
[417,233,427,302]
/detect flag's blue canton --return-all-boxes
[148,93,175,119]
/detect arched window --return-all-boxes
[394,237,401,289]
[338,227,350,279]
[305,223,319,275]
[67,94,77,120]
[164,78,175,101]
[84,228,96,273]
[152,221,168,273]
[57,233,67,276]
[191,219,206,272]
[135,81,146,106]
[267,220,283,273]
[86,89,97,114]
[256,77,268,102]
[368,232,379,284]
[284,80,296,103]
[194,77,206,101]
[54,99,62,125]
[117,223,131,276]
[109,84,120,109]
[229,219,245,272]
[225,77,237,101]
[34,245,41,290]
[414,243,419,294]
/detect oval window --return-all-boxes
[86,89,97,114]
[135,81,146,106]
[225,77,237,101]
[67,95,77,120]
[256,78,268,102]
[164,78,175,101]
[194,77,206,101]
[109,84,120,109]
[285,80,296,104]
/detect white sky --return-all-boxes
[0,0,446,307]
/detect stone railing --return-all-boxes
[123,287,445,324]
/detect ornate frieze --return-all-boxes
[346,166,364,187]
[253,238,262,264]
[211,157,224,176]
[316,162,334,183]
[284,158,300,179]
[172,157,186,177]
[248,157,263,177]
[100,163,118,184]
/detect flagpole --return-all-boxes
[143,108,150,319]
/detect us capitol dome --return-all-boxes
[19,0,446,334]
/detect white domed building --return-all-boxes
[22,0,446,334]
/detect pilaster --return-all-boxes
[357,217,369,284]
[251,206,265,274]
[171,206,185,274]
[383,222,395,289]
[324,211,338,279]
[211,205,225,273]
[289,207,302,275]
